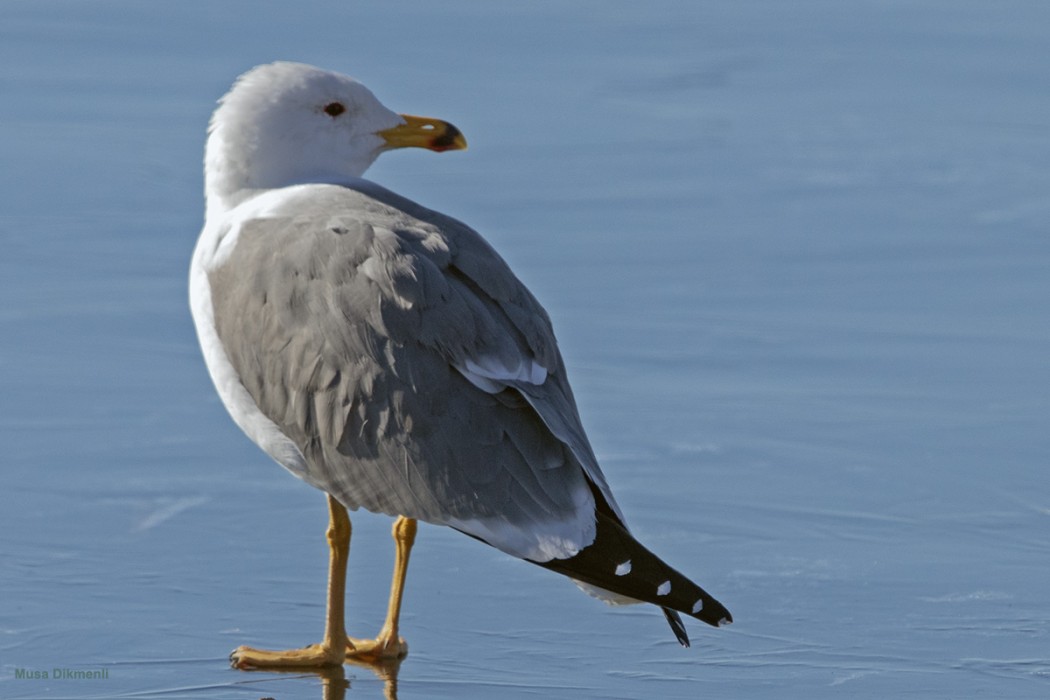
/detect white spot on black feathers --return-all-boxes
[535,509,733,636]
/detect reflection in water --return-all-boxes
[346,656,402,700]
[316,665,350,700]
[245,657,402,700]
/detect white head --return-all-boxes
[204,62,465,217]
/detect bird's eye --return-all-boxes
[323,102,346,117]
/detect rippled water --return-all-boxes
[2,2,1048,698]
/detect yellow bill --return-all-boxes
[378,114,467,152]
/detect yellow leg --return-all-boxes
[346,516,417,661]
[230,494,351,669]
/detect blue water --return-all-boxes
[2,2,1048,698]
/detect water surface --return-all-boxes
[2,1,1048,698]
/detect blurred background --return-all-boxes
[1,1,1048,698]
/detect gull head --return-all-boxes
[204,61,466,217]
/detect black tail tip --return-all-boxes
[696,597,733,628]
[668,602,732,646]
[663,608,690,647]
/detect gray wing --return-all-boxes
[209,181,621,560]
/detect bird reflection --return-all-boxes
[346,656,401,700]
[246,657,401,700]
[317,664,351,700]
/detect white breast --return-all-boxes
[189,208,312,483]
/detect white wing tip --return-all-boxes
[457,355,548,392]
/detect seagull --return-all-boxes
[190,61,731,669]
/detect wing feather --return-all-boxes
[208,181,610,560]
